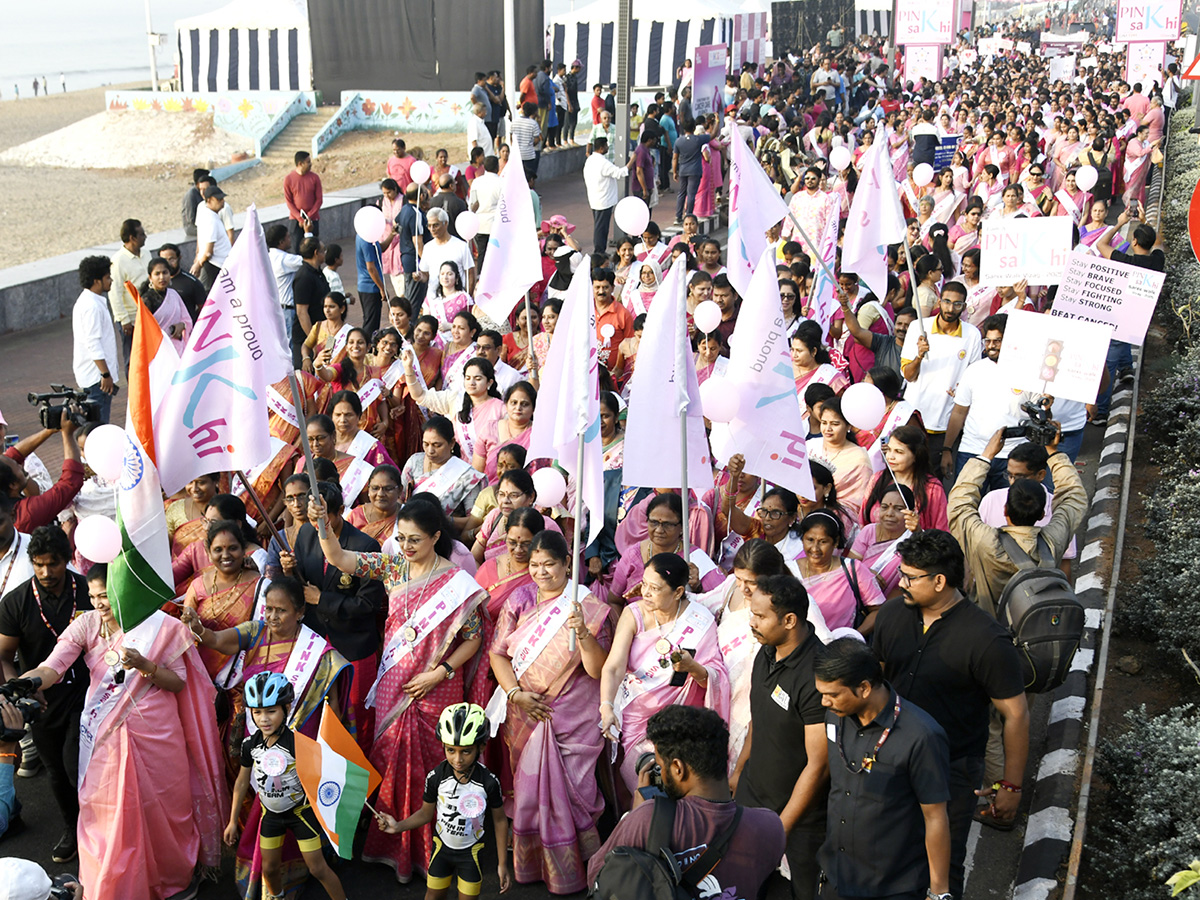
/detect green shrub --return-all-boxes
[1088,706,1200,900]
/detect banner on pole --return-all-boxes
[1047,252,1165,346]
[893,0,955,45]
[691,44,728,118]
[905,44,943,83]
[1126,41,1167,91]
[1115,0,1182,43]
[996,309,1111,404]
[979,217,1073,286]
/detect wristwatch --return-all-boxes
[440,661,455,680]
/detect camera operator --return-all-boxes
[0,525,90,860]
[0,420,83,535]
[0,858,83,900]
[0,694,25,835]
[587,706,785,900]
[0,410,54,495]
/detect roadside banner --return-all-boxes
[996,309,1111,403]
[1048,252,1165,346]
[692,44,728,118]
[1115,0,1182,43]
[893,0,954,45]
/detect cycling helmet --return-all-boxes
[245,672,295,710]
[437,702,489,746]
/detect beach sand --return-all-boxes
[0,84,466,269]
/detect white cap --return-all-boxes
[0,859,52,900]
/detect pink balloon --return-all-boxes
[1074,165,1098,192]
[830,146,852,172]
[840,382,887,431]
[354,206,385,243]
[409,160,432,185]
[75,516,123,564]
[693,300,723,335]
[699,377,741,423]
[83,424,129,482]
[531,467,567,508]
[456,210,480,241]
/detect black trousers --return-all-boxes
[475,233,491,268]
[31,708,82,831]
[288,217,318,253]
[359,291,383,339]
[764,826,823,900]
[592,206,614,256]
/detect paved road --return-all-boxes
[0,167,1108,899]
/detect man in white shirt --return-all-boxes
[71,256,120,424]
[108,218,146,375]
[190,185,233,291]
[939,315,1032,489]
[416,207,476,294]
[467,102,496,158]
[901,281,983,473]
[0,497,34,600]
[266,224,303,348]
[468,156,503,266]
[583,137,629,255]
[476,331,522,393]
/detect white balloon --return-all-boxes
[409,160,432,185]
[840,382,887,432]
[531,467,567,508]
[614,196,650,236]
[829,146,853,172]
[1074,164,1098,192]
[912,163,935,187]
[693,300,723,335]
[456,210,480,241]
[699,377,741,423]
[353,206,385,243]
[84,424,129,482]
[75,516,123,564]
[600,323,616,339]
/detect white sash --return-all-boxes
[717,602,756,675]
[216,578,272,689]
[1123,151,1148,183]
[328,323,353,357]
[246,624,326,734]
[414,455,473,503]
[931,190,961,224]
[628,290,649,317]
[866,401,913,473]
[340,456,374,504]
[444,342,477,389]
[718,492,760,570]
[345,429,377,460]
[484,589,577,734]
[358,378,384,409]
[382,359,405,389]
[366,569,479,709]
[613,601,712,723]
[78,612,167,788]
[266,384,300,429]
[1054,189,1083,223]
[246,436,288,484]
[902,180,919,211]
[964,281,997,321]
[868,535,906,576]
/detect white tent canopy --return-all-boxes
[175,0,313,92]
[549,0,745,89]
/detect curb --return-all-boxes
[1010,375,1137,900]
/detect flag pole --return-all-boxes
[678,261,690,564]
[524,290,538,384]
[568,438,584,654]
[901,237,928,337]
[235,470,291,553]
[288,372,328,540]
[680,414,690,563]
[375,246,391,302]
[784,210,839,290]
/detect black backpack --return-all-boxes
[996,532,1085,693]
[589,798,744,900]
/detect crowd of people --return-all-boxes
[0,10,1175,900]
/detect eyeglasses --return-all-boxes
[943,300,967,309]
[898,571,937,586]
[1030,170,1044,177]
[647,518,682,531]
[497,491,530,503]
[755,508,789,521]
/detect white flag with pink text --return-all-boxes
[473,137,542,323]
[710,247,815,501]
[725,128,790,297]
[841,128,907,303]
[153,206,292,494]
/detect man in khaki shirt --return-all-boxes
[947,424,1087,617]
[108,218,147,373]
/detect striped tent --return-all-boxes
[175,0,313,92]
[549,0,742,89]
[855,0,892,37]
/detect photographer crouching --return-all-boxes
[0,525,91,860]
[0,858,82,900]
[587,706,785,900]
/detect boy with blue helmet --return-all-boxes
[226,672,348,900]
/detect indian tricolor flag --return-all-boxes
[295,711,381,858]
[107,286,178,631]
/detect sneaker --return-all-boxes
[52,831,78,863]
[1117,367,1134,384]
[17,743,42,778]
[1090,414,1108,427]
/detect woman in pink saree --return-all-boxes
[27,566,226,900]
[1050,125,1083,190]
[1078,199,1129,254]
[850,484,919,599]
[693,116,725,219]
[805,397,873,519]
[472,471,561,565]
[184,577,353,900]
[310,497,487,884]
[599,553,729,802]
[794,512,886,634]
[140,258,191,352]
[489,531,613,894]
[1121,122,1156,208]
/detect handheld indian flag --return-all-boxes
[294,711,381,858]
[107,286,178,631]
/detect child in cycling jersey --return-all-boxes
[226,672,348,900]
[375,702,511,897]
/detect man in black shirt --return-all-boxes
[873,530,1028,899]
[284,482,384,745]
[733,575,828,900]
[292,237,329,370]
[815,638,952,900]
[0,525,91,862]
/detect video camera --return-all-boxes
[0,677,42,743]
[1002,400,1059,447]
[27,385,102,430]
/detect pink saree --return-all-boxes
[849,523,906,597]
[799,559,886,630]
[45,611,226,900]
[492,586,613,893]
